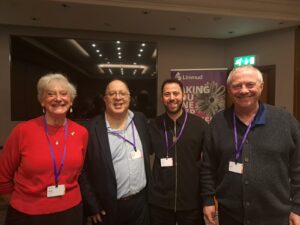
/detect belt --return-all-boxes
[118,189,144,201]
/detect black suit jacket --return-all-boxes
[79,111,151,225]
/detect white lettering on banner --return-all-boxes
[185,93,194,101]
[184,85,210,94]
[183,101,196,114]
[184,108,196,114]
[181,74,203,80]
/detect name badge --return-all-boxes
[161,158,173,167]
[47,184,65,198]
[229,161,243,174]
[131,149,142,159]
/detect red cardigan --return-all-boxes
[0,116,88,215]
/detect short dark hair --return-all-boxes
[105,78,130,95]
[161,79,184,95]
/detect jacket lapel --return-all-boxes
[94,115,116,179]
[133,115,151,176]
[134,116,146,152]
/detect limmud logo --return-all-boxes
[174,72,203,80]
[174,72,182,81]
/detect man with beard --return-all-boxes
[79,79,151,225]
[148,79,208,225]
[200,65,300,225]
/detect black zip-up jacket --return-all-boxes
[148,111,208,210]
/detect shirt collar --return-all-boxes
[164,109,186,126]
[106,110,134,130]
[231,102,266,126]
[252,102,266,125]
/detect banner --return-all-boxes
[171,68,228,123]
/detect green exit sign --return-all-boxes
[233,55,256,67]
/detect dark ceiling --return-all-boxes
[11,35,157,79]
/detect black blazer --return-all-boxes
[79,111,151,225]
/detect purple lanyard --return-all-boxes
[233,113,252,162]
[163,111,188,157]
[108,120,137,151]
[43,115,68,187]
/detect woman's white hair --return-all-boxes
[37,73,77,103]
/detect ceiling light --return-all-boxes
[98,64,149,74]
[92,43,96,47]
[118,56,122,59]
[68,39,90,57]
[139,49,143,52]
[152,49,157,58]
[118,52,122,55]
[116,41,120,44]
[138,54,141,57]
[98,67,105,74]
[96,49,100,53]
[99,54,102,57]
[141,43,146,47]
[117,47,121,50]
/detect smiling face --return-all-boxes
[41,80,73,118]
[104,80,130,117]
[162,82,184,115]
[228,67,263,113]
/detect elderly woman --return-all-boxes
[0,73,88,225]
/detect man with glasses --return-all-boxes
[80,79,151,225]
[148,79,208,225]
[200,65,300,225]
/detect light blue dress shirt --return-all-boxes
[106,110,146,199]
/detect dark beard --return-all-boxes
[165,101,183,115]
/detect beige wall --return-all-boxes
[0,25,295,144]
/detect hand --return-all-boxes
[203,205,217,225]
[289,212,300,225]
[90,210,106,224]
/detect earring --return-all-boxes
[70,107,73,113]
[42,107,45,114]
